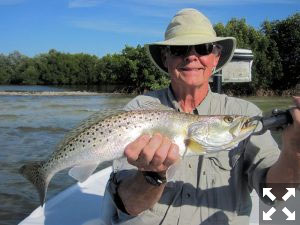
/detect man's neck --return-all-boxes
[171,83,209,113]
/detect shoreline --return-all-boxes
[0,91,132,96]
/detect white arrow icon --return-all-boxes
[282,207,296,220]
[282,188,295,201]
[263,207,276,220]
[263,188,276,201]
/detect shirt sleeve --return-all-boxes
[105,168,164,225]
[242,103,281,205]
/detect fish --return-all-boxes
[19,106,258,206]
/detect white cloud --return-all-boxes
[71,19,163,37]
[68,0,107,8]
[0,0,24,5]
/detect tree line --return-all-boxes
[0,13,299,95]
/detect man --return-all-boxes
[105,8,300,224]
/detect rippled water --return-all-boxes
[0,87,132,225]
[0,86,293,225]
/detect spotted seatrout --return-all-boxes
[19,108,257,206]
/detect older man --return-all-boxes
[105,8,300,225]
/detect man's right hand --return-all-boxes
[124,133,180,176]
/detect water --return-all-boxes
[0,86,293,225]
[0,86,132,225]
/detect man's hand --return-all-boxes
[117,133,180,215]
[267,96,300,197]
[282,97,300,157]
[124,133,180,175]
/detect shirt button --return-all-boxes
[188,164,192,168]
[186,193,191,198]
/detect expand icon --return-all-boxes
[262,187,296,221]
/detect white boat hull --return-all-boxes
[19,166,260,225]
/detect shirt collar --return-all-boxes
[166,85,214,114]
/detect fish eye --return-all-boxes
[224,116,234,124]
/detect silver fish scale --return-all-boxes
[44,110,192,172]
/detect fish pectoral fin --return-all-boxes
[166,159,181,182]
[68,162,99,182]
[186,139,206,155]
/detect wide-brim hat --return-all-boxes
[145,8,236,75]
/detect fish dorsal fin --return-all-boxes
[57,109,125,150]
[68,162,99,182]
[126,101,174,111]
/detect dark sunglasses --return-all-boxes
[167,43,214,57]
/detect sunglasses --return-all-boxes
[167,43,215,57]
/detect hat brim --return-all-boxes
[145,36,236,75]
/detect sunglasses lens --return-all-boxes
[195,43,213,55]
[169,46,189,56]
[168,43,214,56]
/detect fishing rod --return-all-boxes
[251,108,294,135]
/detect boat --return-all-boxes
[19,166,260,225]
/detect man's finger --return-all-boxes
[125,134,151,163]
[293,96,300,108]
[163,144,180,168]
[139,133,163,165]
[150,136,171,167]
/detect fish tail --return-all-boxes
[19,162,50,206]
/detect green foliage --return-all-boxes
[261,13,300,90]
[215,14,298,95]
[0,13,298,94]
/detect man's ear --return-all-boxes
[213,54,220,68]
[212,46,221,67]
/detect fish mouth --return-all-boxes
[231,117,258,138]
[241,118,258,132]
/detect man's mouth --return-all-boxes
[180,67,202,71]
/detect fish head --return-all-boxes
[188,115,258,152]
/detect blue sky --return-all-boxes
[0,0,299,57]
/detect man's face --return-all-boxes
[163,45,220,89]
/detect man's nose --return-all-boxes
[184,46,198,61]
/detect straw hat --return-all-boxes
[145,8,236,74]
